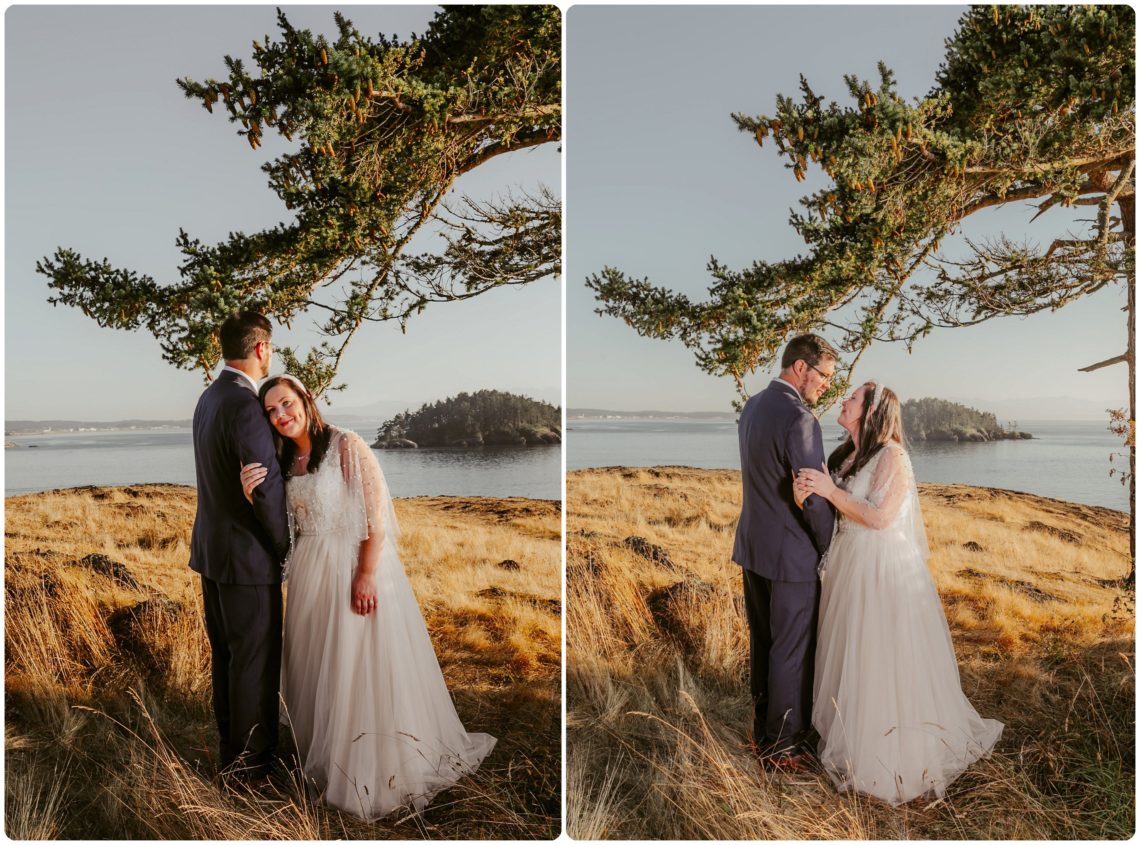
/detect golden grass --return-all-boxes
[566,466,1134,840]
[5,484,560,839]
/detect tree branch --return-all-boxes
[1100,160,1136,245]
[459,127,556,174]
[446,104,561,125]
[963,149,1134,176]
[1079,354,1129,373]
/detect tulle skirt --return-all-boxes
[812,525,1002,805]
[282,531,496,820]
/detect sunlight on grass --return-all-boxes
[5,484,560,839]
[567,467,1134,840]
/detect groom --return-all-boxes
[732,333,838,770]
[189,310,290,780]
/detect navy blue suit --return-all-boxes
[732,379,835,752]
[190,369,289,774]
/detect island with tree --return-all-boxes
[901,398,1031,442]
[373,390,560,448]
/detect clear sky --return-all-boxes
[567,5,1129,421]
[5,5,561,421]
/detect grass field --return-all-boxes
[566,466,1134,840]
[5,484,560,840]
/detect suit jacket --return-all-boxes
[189,370,289,584]
[732,379,835,582]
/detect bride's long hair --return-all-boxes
[258,375,333,477]
[827,382,905,480]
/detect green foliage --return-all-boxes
[589,6,1134,407]
[376,389,560,447]
[37,6,561,397]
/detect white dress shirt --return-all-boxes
[221,364,260,394]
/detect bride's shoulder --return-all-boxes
[330,426,382,466]
[873,441,910,468]
[329,426,368,454]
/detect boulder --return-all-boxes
[107,598,185,675]
[646,577,718,652]
[76,553,141,591]
[623,536,674,570]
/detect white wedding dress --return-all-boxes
[281,427,495,820]
[812,443,1001,805]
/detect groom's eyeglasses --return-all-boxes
[806,362,834,384]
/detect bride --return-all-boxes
[793,382,1001,806]
[240,374,495,820]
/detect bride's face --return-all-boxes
[837,384,870,435]
[263,384,308,441]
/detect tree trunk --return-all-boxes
[1120,194,1135,585]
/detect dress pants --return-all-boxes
[742,568,820,753]
[201,576,282,775]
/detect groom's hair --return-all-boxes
[219,311,272,361]
[780,333,838,370]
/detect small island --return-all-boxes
[902,398,1033,442]
[372,389,561,449]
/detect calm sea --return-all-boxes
[567,418,1129,512]
[4,420,561,500]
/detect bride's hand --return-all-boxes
[351,569,378,616]
[792,473,811,508]
[240,462,268,503]
[797,466,837,501]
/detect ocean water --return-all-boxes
[4,421,562,500]
[566,418,1129,512]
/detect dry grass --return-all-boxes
[567,466,1134,840]
[5,484,560,839]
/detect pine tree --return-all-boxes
[37,6,560,397]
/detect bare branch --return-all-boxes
[1100,160,1137,246]
[1079,354,1129,373]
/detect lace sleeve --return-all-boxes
[337,428,399,552]
[838,444,913,530]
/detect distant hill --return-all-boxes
[952,395,1126,422]
[903,398,1032,442]
[374,390,561,448]
[568,409,735,420]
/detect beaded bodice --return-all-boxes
[285,429,371,539]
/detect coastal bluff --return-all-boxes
[566,466,1132,840]
[5,484,560,839]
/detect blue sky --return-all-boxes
[567,5,1129,421]
[5,5,561,421]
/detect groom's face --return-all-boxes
[800,356,835,404]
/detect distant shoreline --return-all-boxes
[567,465,1129,515]
[5,421,192,436]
